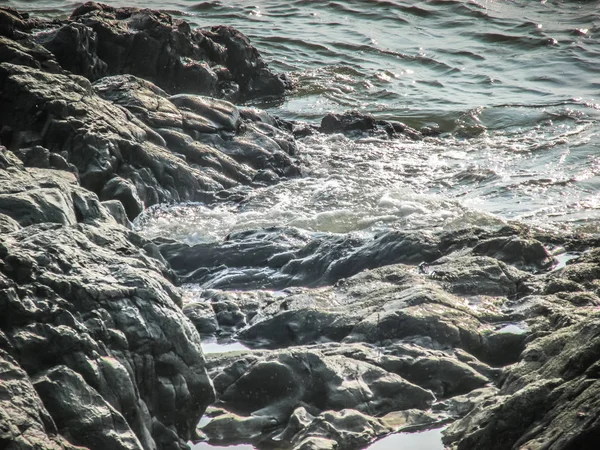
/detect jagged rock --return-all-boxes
[216,347,434,419]
[472,236,555,272]
[444,315,600,450]
[38,2,290,101]
[33,365,143,450]
[0,349,82,450]
[319,110,422,140]
[0,222,215,450]
[101,199,130,227]
[183,301,219,335]
[157,227,442,289]
[320,111,377,135]
[100,176,144,221]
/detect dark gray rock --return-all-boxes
[183,301,219,335]
[33,365,143,450]
[0,349,82,450]
[0,222,215,450]
[201,344,439,448]
[472,236,555,272]
[100,176,144,221]
[319,110,422,140]
[157,227,442,289]
[102,199,130,227]
[53,2,290,101]
[444,315,600,450]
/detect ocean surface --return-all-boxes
[8,0,600,240]
[8,0,600,448]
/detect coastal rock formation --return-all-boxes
[0,4,299,222]
[0,147,216,449]
[0,3,299,449]
[41,1,292,101]
[3,2,600,450]
[159,220,600,448]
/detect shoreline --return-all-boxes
[2,2,600,450]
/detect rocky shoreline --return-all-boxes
[2,2,600,450]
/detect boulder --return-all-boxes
[0,222,215,449]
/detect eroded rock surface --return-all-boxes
[0,2,300,449]
[0,148,215,449]
[4,3,600,450]
[161,220,600,448]
[0,4,299,222]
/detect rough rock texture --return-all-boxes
[40,1,292,101]
[0,3,303,449]
[157,219,600,448]
[0,147,215,450]
[0,5,299,221]
[4,3,600,450]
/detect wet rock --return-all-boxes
[201,409,279,445]
[102,199,130,227]
[0,349,82,450]
[0,212,20,233]
[216,347,434,419]
[34,365,143,450]
[472,236,555,272]
[38,22,108,81]
[183,301,219,335]
[14,145,76,172]
[55,2,290,100]
[0,222,215,449]
[426,255,529,297]
[202,344,439,448]
[320,111,377,135]
[157,227,442,289]
[290,409,390,449]
[205,25,292,99]
[236,263,504,362]
[100,176,144,221]
[444,315,600,450]
[1,6,300,216]
[319,111,422,140]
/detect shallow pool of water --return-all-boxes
[367,427,447,450]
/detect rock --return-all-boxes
[472,236,555,272]
[0,349,81,450]
[37,22,108,81]
[201,410,279,445]
[0,212,20,233]
[102,199,130,227]
[444,315,600,450]
[100,176,144,221]
[156,227,442,289]
[205,25,292,99]
[55,2,290,100]
[319,111,422,140]
[0,222,215,449]
[217,347,434,418]
[14,145,76,172]
[202,344,439,448]
[33,365,143,450]
[183,301,219,335]
[320,111,377,135]
[1,5,300,215]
